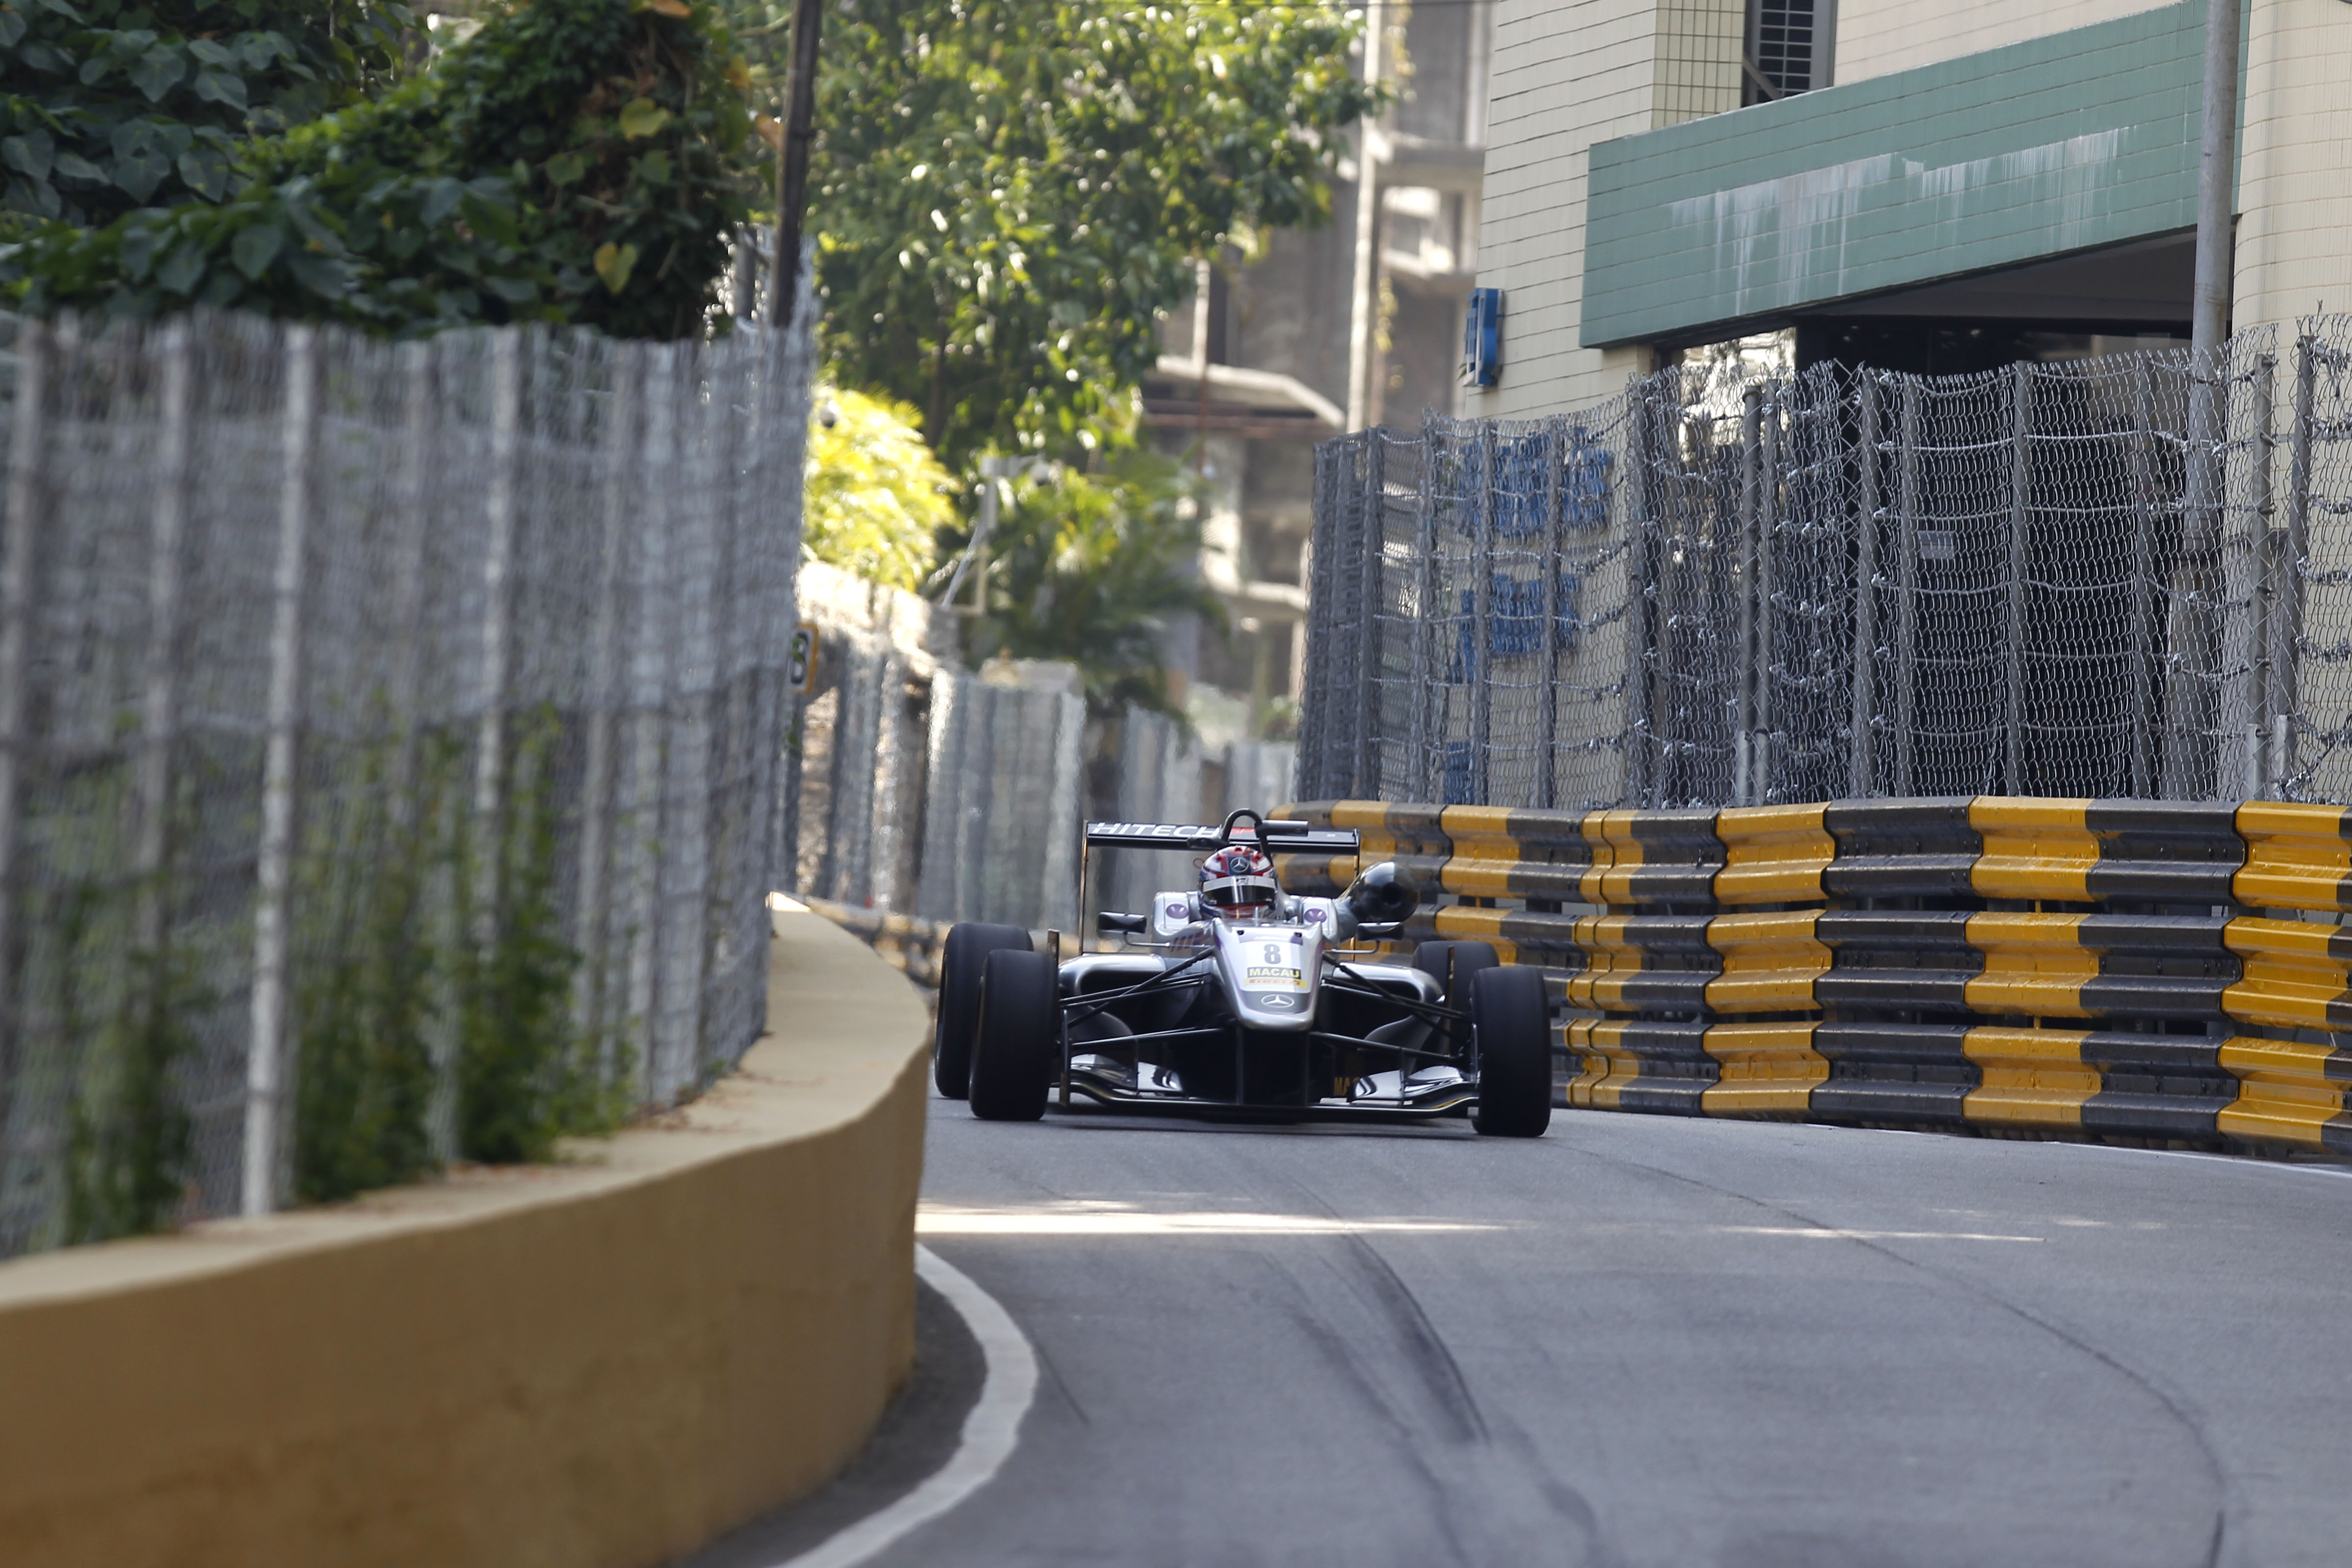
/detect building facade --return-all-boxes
[1143,0,1497,737]
[1466,0,2352,409]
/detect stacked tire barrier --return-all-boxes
[1278,797,2352,1155]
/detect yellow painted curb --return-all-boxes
[0,908,931,1568]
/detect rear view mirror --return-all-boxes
[1097,911,1147,935]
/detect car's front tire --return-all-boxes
[1413,939,1499,1004]
[1470,965,1552,1138]
[935,922,1032,1098]
[969,948,1060,1122]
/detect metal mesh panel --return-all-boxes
[0,307,812,1255]
[1305,320,2352,810]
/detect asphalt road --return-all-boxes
[753,1095,2352,1568]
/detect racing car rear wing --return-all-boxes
[1084,820,1361,853]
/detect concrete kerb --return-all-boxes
[0,907,931,1568]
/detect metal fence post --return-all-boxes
[245,324,318,1217]
[471,332,521,956]
[1755,391,1780,805]
[386,343,434,805]
[1536,416,1566,809]
[1353,436,1385,800]
[2129,358,2159,797]
[132,324,191,964]
[1735,386,1763,806]
[1893,377,1922,797]
[0,322,47,1112]
[1849,371,1881,797]
[2276,330,2317,793]
[1469,427,1496,805]
[661,344,719,1078]
[2230,352,2277,801]
[2005,361,2032,796]
[624,345,678,1102]
[1409,432,1441,802]
[1624,386,1657,809]
[574,342,638,1057]
[1042,692,1084,930]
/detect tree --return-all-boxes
[1,0,419,236]
[5,0,754,338]
[966,450,1222,716]
[798,0,1378,469]
[803,385,954,591]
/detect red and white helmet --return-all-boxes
[1200,843,1279,913]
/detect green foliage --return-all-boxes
[800,0,1379,467]
[803,384,953,591]
[292,728,459,1204]
[18,751,201,1247]
[964,450,1223,716]
[0,0,418,237]
[6,0,754,338]
[64,944,197,1244]
[453,708,609,1166]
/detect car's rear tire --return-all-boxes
[1413,939,1499,1004]
[1470,965,1552,1138]
[934,923,1032,1099]
[969,948,1060,1122]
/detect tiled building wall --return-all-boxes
[2235,0,2352,333]
[1469,0,1746,418]
[1834,0,2162,83]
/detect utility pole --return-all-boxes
[2181,0,2241,799]
[1343,0,1385,432]
[2190,0,2241,368]
[2183,0,2241,549]
[767,0,825,329]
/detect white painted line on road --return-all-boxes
[918,1203,1500,1236]
[1716,1226,2045,1243]
[2065,1142,2352,1181]
[772,1246,1037,1568]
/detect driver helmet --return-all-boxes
[1200,843,1279,917]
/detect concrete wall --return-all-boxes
[0,909,930,1568]
[1835,0,2167,84]
[2235,0,2352,332]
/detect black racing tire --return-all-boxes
[1470,965,1553,1139]
[1413,939,1499,1004]
[934,923,1032,1099]
[969,948,1060,1122]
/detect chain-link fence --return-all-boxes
[0,306,812,1257]
[785,560,1300,940]
[1301,320,2352,809]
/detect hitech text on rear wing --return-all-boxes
[1083,821,1361,853]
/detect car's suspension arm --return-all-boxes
[1304,1030,1469,1067]
[1060,951,1214,1030]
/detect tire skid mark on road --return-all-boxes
[1244,1160,1492,1446]
[1279,1297,1479,1568]
[1560,1138,2233,1568]
[1336,1231,1492,1446]
[1260,1154,1617,1566]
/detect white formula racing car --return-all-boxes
[932,810,1551,1135]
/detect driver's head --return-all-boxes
[1200,844,1279,918]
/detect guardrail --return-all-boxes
[1277,797,2352,1156]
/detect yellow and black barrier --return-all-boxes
[1281,796,2352,1156]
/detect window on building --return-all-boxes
[1744,0,1833,104]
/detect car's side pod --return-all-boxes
[1340,860,1419,937]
